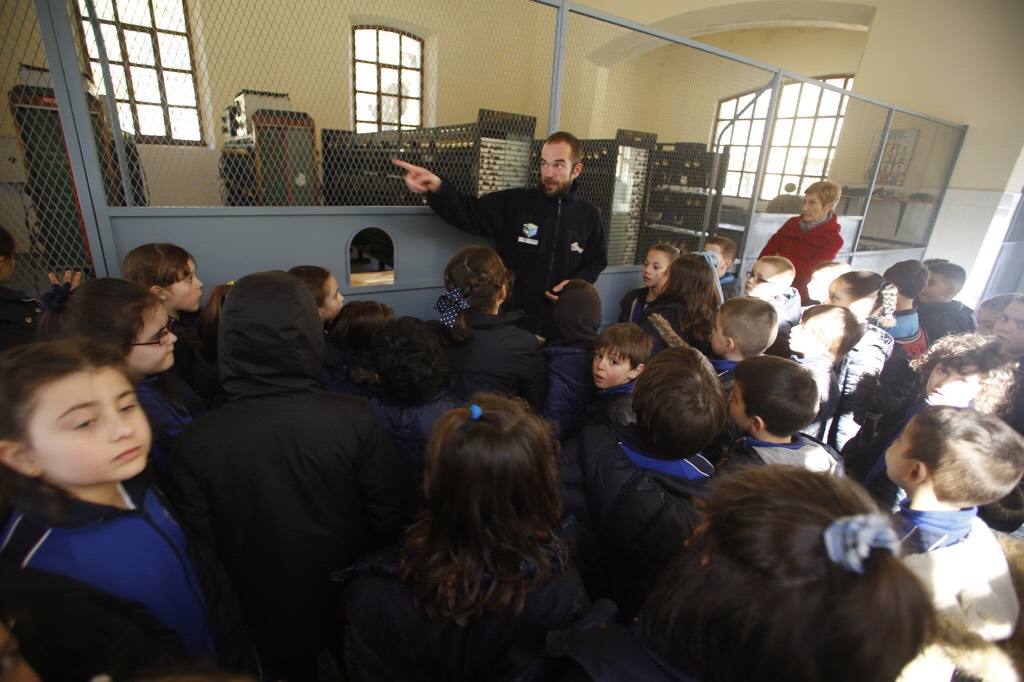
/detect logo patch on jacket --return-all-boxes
[518,222,540,245]
[570,241,584,254]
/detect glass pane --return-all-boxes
[401,98,420,126]
[742,147,760,172]
[378,30,400,66]
[380,67,399,95]
[766,147,786,174]
[355,121,378,133]
[732,120,750,146]
[401,35,421,68]
[723,171,740,196]
[777,83,800,117]
[791,118,813,147]
[749,119,766,146]
[805,148,828,176]
[782,175,803,194]
[355,92,377,121]
[754,90,770,118]
[131,66,161,103]
[381,95,399,123]
[727,149,744,171]
[82,21,122,61]
[738,172,755,199]
[116,0,151,26]
[169,106,200,140]
[137,104,165,135]
[785,148,806,175]
[163,71,195,105]
[152,0,186,32]
[91,61,129,98]
[401,69,420,98]
[355,62,376,92]
[80,0,116,19]
[771,118,793,146]
[158,33,191,69]
[354,29,376,62]
[117,101,135,133]
[719,98,736,120]
[381,124,398,131]
[761,173,782,200]
[124,30,155,65]
[715,121,732,146]
[819,88,841,116]
[811,118,836,147]
[797,84,821,117]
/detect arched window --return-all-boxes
[349,227,394,286]
[715,75,854,200]
[352,27,423,133]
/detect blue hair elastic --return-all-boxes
[822,514,899,574]
[468,404,483,421]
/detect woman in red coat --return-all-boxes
[759,180,843,303]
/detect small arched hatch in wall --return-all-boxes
[349,227,395,286]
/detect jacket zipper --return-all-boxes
[547,197,562,290]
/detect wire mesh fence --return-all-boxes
[1,0,99,295]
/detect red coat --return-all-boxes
[759,214,843,302]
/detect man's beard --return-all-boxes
[541,178,572,197]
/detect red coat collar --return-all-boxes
[778,213,841,241]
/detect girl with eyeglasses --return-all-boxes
[38,278,204,473]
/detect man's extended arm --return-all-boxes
[393,158,504,240]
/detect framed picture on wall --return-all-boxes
[870,128,919,186]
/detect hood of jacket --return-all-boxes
[219,271,324,398]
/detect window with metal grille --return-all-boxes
[715,75,854,200]
[75,0,202,144]
[352,27,423,133]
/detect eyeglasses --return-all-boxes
[131,324,173,346]
[745,270,771,285]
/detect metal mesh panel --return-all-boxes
[858,111,964,250]
[1,0,97,295]
[70,0,556,207]
[559,11,775,266]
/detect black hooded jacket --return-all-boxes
[171,271,411,664]
[427,180,607,333]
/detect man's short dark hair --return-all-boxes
[926,261,967,292]
[733,356,819,437]
[595,323,652,368]
[906,406,1024,507]
[545,131,582,164]
[718,297,778,357]
[634,346,725,458]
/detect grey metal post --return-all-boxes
[548,0,569,134]
[739,70,783,257]
[849,106,895,256]
[33,0,113,275]
[83,0,135,206]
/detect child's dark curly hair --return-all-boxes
[910,332,1018,415]
[373,316,447,405]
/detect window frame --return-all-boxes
[351,26,424,133]
[714,74,854,200]
[74,0,204,146]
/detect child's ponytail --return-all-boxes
[438,247,512,345]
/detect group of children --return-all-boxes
[1,220,1024,681]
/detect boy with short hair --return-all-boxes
[887,406,1024,681]
[723,355,840,474]
[918,260,975,342]
[582,322,652,429]
[745,255,801,356]
[709,297,778,391]
[702,235,740,299]
[562,346,725,620]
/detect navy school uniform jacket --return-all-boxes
[0,473,253,672]
[542,341,596,440]
[631,297,713,357]
[581,381,636,430]
[433,310,548,410]
[337,545,588,682]
[619,286,650,324]
[171,271,411,662]
[918,300,975,344]
[722,432,842,475]
[135,372,205,473]
[427,180,607,334]
[828,323,892,451]
[560,423,713,620]
[370,389,463,477]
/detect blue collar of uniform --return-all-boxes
[720,272,736,285]
[745,434,804,450]
[897,500,977,553]
[617,441,714,481]
[599,380,635,397]
[710,358,739,374]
